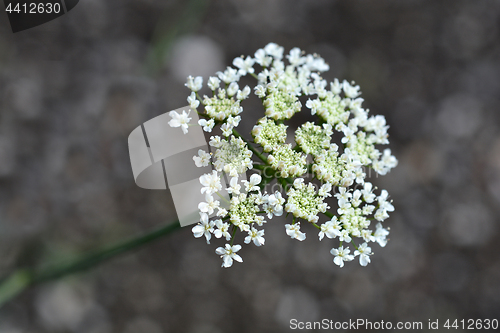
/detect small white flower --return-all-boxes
[374,223,389,247]
[330,78,342,94]
[227,115,241,128]
[285,223,306,241]
[287,47,305,66]
[318,218,341,240]
[360,229,375,243]
[215,244,243,268]
[378,190,394,212]
[185,75,203,92]
[245,227,265,246]
[199,170,222,195]
[342,80,360,98]
[264,42,284,59]
[254,85,266,98]
[263,202,283,219]
[214,220,231,241]
[354,243,372,266]
[207,76,221,91]
[233,56,255,76]
[227,176,241,195]
[192,212,214,244]
[381,148,398,170]
[254,48,272,67]
[268,191,285,206]
[341,125,355,144]
[351,189,362,207]
[330,246,354,268]
[187,92,200,109]
[237,86,251,100]
[227,82,239,97]
[318,183,332,198]
[305,54,329,71]
[193,149,211,167]
[362,205,375,215]
[335,187,352,208]
[217,66,240,84]
[168,109,191,134]
[362,182,376,203]
[198,193,220,215]
[338,229,352,243]
[244,173,262,192]
[241,174,261,193]
[209,135,222,148]
[198,118,215,132]
[221,123,233,137]
[374,208,390,222]
[216,207,228,217]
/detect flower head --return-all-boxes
[267,144,307,178]
[263,87,302,120]
[251,117,288,152]
[203,89,243,121]
[211,135,253,177]
[295,122,332,156]
[184,43,397,269]
[285,179,330,223]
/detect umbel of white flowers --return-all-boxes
[169,43,398,268]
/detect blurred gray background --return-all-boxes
[1,0,500,332]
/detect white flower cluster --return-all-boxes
[210,135,252,177]
[192,173,284,268]
[251,117,287,152]
[169,43,397,268]
[285,178,331,224]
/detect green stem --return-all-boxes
[259,174,273,190]
[311,222,321,230]
[229,225,238,246]
[0,220,181,308]
[323,211,334,219]
[215,191,230,204]
[278,177,289,191]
